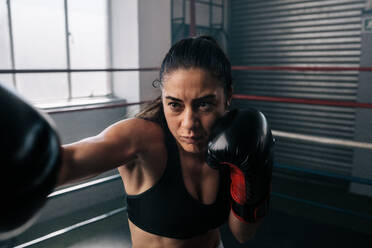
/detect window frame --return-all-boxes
[2,0,113,106]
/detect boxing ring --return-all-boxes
[1,65,372,247]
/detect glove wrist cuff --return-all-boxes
[231,195,270,223]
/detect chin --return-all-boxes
[180,142,206,154]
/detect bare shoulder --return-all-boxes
[100,117,165,153]
[113,117,164,139]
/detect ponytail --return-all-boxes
[135,96,166,126]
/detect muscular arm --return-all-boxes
[57,118,148,186]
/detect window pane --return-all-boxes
[17,73,69,102]
[0,75,14,91]
[11,0,67,69]
[68,0,109,98]
[11,0,68,101]
[68,0,108,69]
[0,0,12,69]
[195,2,209,27]
[71,72,109,98]
[0,0,14,90]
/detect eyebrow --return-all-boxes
[165,94,217,102]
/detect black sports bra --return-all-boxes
[126,125,230,239]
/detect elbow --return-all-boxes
[56,161,69,187]
[234,230,256,244]
[56,147,74,187]
[229,215,262,244]
[229,210,263,244]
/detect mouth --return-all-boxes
[179,136,204,144]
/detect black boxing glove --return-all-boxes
[0,84,61,240]
[207,109,274,223]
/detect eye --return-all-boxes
[197,101,213,111]
[168,102,182,111]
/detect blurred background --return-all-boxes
[0,0,371,247]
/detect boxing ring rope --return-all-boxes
[48,174,121,199]
[44,100,149,114]
[4,66,372,246]
[13,197,372,248]
[270,193,372,221]
[14,166,372,248]
[0,67,160,74]
[11,120,372,247]
[233,94,372,109]
[1,66,372,74]
[14,207,127,248]
[272,130,372,150]
[275,163,372,186]
[231,66,372,72]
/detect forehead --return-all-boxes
[162,68,223,99]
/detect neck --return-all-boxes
[177,144,206,164]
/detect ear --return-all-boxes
[226,86,233,107]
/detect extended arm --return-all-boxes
[0,83,148,239]
[58,118,143,186]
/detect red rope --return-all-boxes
[2,66,372,74]
[233,94,372,109]
[232,66,372,72]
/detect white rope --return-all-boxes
[13,207,126,248]
[272,130,372,150]
[48,174,121,198]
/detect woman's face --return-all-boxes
[162,68,229,154]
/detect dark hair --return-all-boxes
[136,36,233,123]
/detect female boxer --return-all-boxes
[2,36,273,247]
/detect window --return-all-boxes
[0,0,110,105]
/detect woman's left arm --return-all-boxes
[206,109,275,243]
[228,212,262,243]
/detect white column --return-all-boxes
[110,0,140,115]
[138,0,171,103]
[110,0,171,116]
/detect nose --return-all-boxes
[181,108,199,131]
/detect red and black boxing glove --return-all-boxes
[206,108,274,223]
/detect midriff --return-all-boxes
[128,219,221,248]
